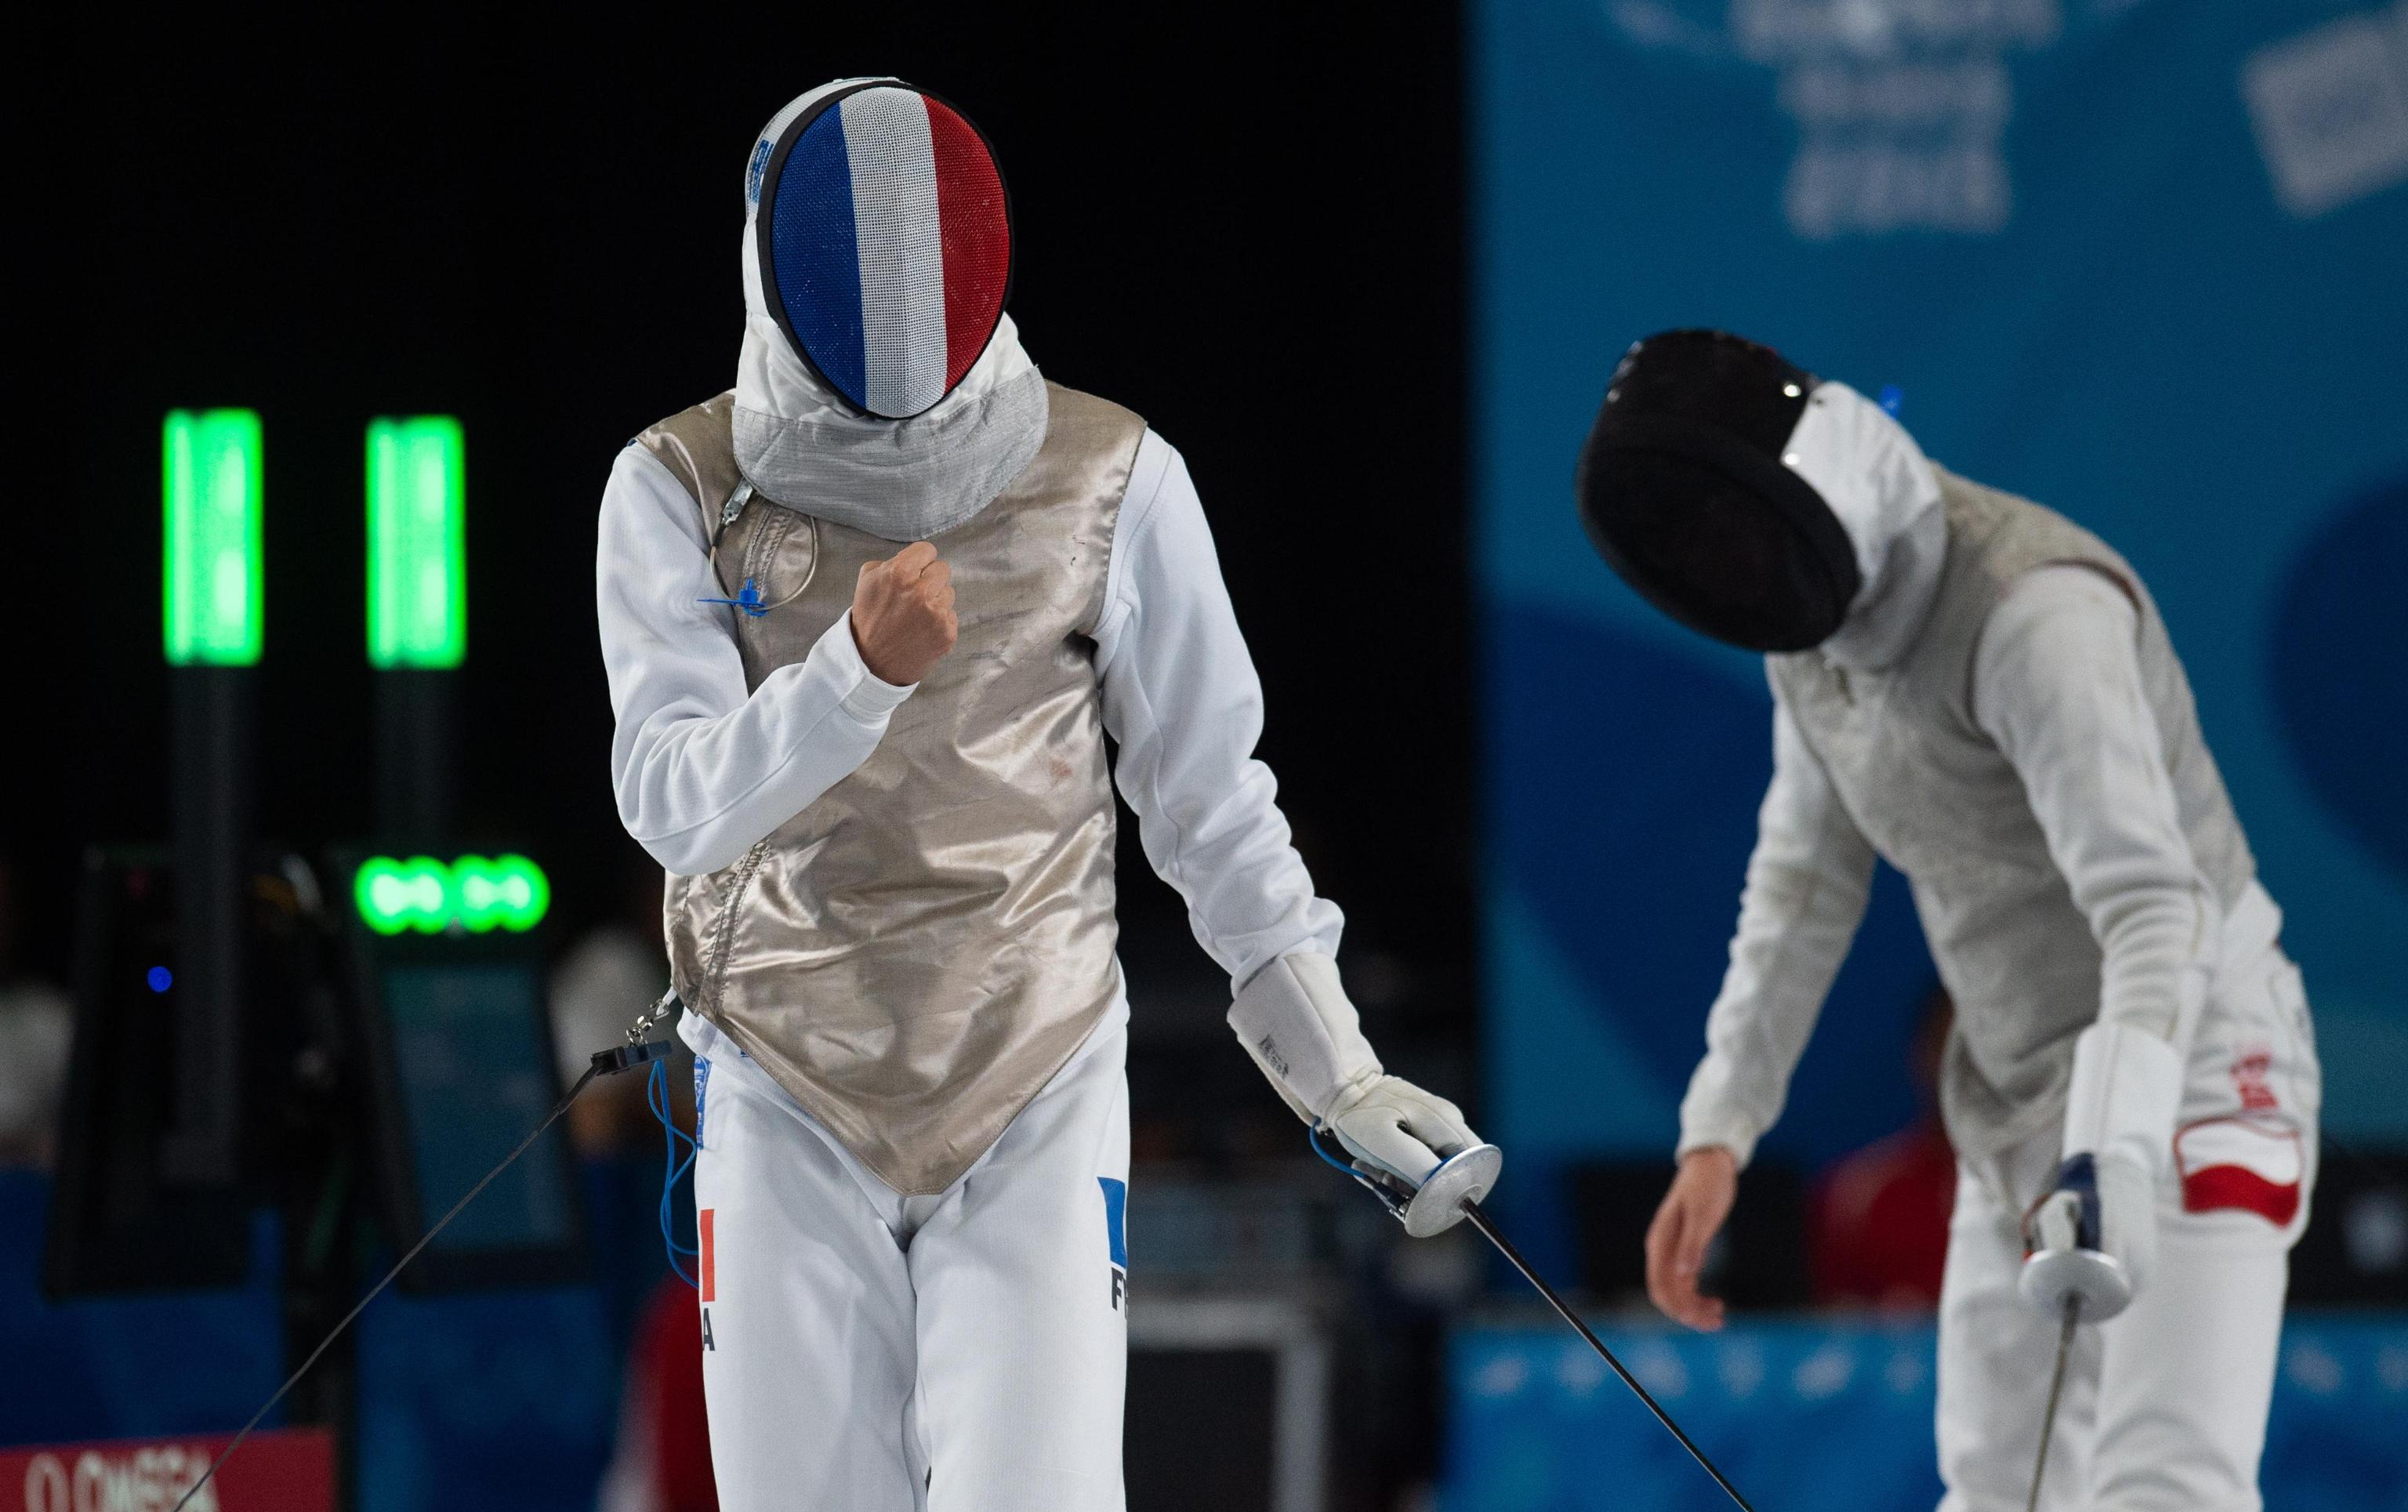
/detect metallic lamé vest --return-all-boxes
[635,383,1144,1194]
[1769,469,2255,1159]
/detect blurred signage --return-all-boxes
[1442,1317,2408,1510]
[2243,3,2408,218]
[1,1428,332,1512]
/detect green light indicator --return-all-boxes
[354,856,419,935]
[455,853,551,933]
[454,854,505,932]
[354,853,547,934]
[163,409,264,666]
[491,854,550,932]
[403,856,452,933]
[367,416,466,669]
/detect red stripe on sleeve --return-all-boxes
[2181,1165,2301,1227]
[699,1208,716,1302]
[923,96,1011,389]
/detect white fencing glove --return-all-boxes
[1228,951,1489,1226]
[2019,1021,2181,1322]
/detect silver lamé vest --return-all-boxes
[1768,469,2256,1159]
[636,384,1144,1194]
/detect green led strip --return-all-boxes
[163,409,264,666]
[366,416,467,669]
[354,854,549,935]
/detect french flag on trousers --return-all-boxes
[760,85,1013,421]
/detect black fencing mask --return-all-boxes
[1575,329,1862,652]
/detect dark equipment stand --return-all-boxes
[161,661,361,1503]
[281,647,458,1504]
[111,649,459,1512]
[265,905,368,1512]
[373,668,457,850]
[166,667,251,1187]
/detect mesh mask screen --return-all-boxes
[1580,450,1856,653]
[1576,329,1859,651]
[763,87,1010,419]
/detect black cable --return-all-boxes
[1460,1202,1757,1512]
[169,1062,605,1512]
[1308,1127,1757,1511]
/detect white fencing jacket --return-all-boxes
[597,428,1344,996]
[1677,388,2251,1167]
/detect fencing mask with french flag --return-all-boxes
[732,81,1047,542]
[751,81,1014,421]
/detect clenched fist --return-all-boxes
[849,542,957,687]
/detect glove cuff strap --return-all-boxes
[1228,952,1380,1122]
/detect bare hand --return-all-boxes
[849,542,957,686]
[1645,1147,1738,1331]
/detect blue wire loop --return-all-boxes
[1307,1120,1362,1179]
[649,1057,702,1288]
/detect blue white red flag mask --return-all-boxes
[730,81,1049,542]
[752,82,1014,421]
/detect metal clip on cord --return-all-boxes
[169,994,687,1512]
[622,987,684,1053]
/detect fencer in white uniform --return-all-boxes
[1576,331,2317,1511]
[594,78,1487,1512]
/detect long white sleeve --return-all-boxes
[1677,692,1879,1167]
[1973,565,2218,1053]
[597,445,914,877]
[1096,432,1345,990]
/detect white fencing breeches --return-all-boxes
[1935,944,2318,1512]
[682,1010,1131,1512]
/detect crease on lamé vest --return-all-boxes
[632,383,1144,1195]
[1769,468,2257,1161]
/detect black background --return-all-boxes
[13,8,1478,1068]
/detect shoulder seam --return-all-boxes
[1096,430,1176,651]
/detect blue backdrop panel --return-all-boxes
[1473,0,2408,1191]
[0,1173,283,1445]
[1441,1315,2408,1511]
[0,1169,636,1512]
[354,1284,615,1512]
